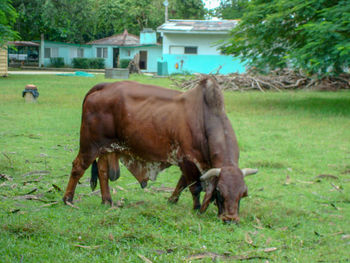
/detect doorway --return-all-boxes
[139,51,147,70]
[113,48,119,68]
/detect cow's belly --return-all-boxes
[101,141,183,182]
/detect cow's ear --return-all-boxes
[200,179,216,213]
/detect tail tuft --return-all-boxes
[90,160,98,191]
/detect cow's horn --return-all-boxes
[200,168,221,181]
[241,168,258,176]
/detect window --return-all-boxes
[97,47,108,58]
[184,46,197,54]
[77,48,84,58]
[169,46,198,55]
[44,47,58,58]
[44,48,50,58]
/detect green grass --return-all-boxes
[0,74,349,262]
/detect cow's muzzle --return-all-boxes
[140,180,148,189]
[220,214,240,224]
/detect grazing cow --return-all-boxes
[63,76,257,223]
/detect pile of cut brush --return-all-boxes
[171,69,350,92]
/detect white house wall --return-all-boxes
[162,33,229,55]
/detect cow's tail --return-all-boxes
[90,160,98,191]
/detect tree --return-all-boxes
[223,0,350,76]
[169,0,206,19]
[12,0,208,43]
[214,0,249,19]
[13,0,95,43]
[0,0,19,46]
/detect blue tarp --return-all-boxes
[56,71,94,77]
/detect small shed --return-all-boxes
[7,41,40,66]
[0,47,8,77]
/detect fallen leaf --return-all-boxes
[245,232,253,245]
[116,185,125,191]
[342,234,350,240]
[330,183,343,192]
[22,170,50,177]
[263,247,277,253]
[66,202,80,209]
[137,254,153,263]
[73,244,100,249]
[108,233,114,241]
[315,174,338,180]
[284,175,291,185]
[52,184,62,192]
[25,188,37,195]
[0,174,13,181]
[151,186,175,192]
[39,201,58,208]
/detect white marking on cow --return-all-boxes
[120,156,164,181]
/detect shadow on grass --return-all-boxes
[256,96,350,117]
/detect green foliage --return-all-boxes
[13,0,96,43]
[72,58,105,69]
[222,0,350,77]
[119,59,130,68]
[0,0,19,45]
[214,0,249,19]
[169,0,206,19]
[12,0,207,43]
[0,74,350,262]
[88,58,105,69]
[49,57,65,68]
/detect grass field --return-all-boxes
[0,74,349,262]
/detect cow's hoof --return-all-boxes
[193,204,201,210]
[168,196,179,204]
[102,199,113,206]
[62,196,73,204]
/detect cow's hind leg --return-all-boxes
[63,152,96,204]
[97,155,113,205]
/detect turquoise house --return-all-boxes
[157,20,245,75]
[42,41,92,66]
[87,29,161,72]
[41,29,162,72]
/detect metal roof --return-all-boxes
[8,41,40,47]
[157,19,239,34]
[87,29,140,46]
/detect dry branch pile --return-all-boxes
[171,69,350,92]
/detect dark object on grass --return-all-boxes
[22,84,39,102]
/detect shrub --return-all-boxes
[88,58,105,69]
[72,58,105,69]
[119,59,131,69]
[50,57,65,68]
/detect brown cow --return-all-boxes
[63,76,257,223]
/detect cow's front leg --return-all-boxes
[98,155,113,205]
[189,181,202,210]
[168,174,187,204]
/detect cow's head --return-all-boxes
[200,166,257,224]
